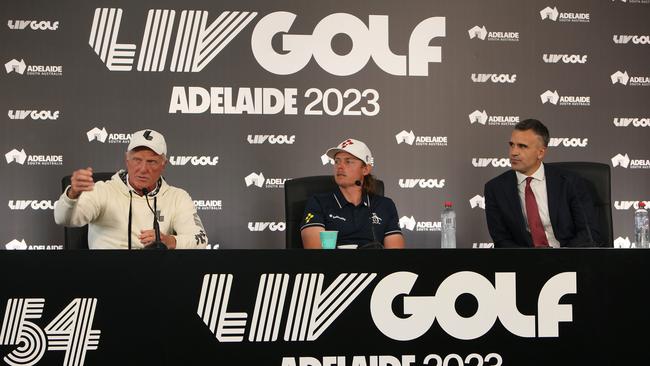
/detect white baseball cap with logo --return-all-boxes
[326,138,374,166]
[127,129,167,156]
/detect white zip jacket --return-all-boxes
[54,171,208,249]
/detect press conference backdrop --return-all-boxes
[1,0,649,250]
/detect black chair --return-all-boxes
[284,175,384,249]
[546,162,613,246]
[61,172,114,249]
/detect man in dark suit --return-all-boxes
[484,119,601,248]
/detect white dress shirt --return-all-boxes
[515,163,560,248]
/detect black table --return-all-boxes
[0,249,646,365]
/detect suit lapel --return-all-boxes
[504,171,530,245]
[545,165,561,232]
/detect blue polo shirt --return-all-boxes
[300,189,402,247]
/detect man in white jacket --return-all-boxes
[54,129,208,249]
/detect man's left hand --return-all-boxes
[139,229,177,249]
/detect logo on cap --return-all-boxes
[341,139,354,148]
[143,130,153,140]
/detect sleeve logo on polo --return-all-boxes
[328,214,347,222]
[304,213,314,223]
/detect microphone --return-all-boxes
[361,203,383,249]
[356,180,383,249]
[142,188,167,250]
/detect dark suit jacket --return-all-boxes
[484,164,601,248]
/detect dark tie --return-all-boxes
[525,177,549,247]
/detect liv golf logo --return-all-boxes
[614,201,650,210]
[613,35,650,45]
[169,155,219,166]
[470,73,516,83]
[196,271,578,342]
[0,298,100,366]
[248,222,286,232]
[398,179,445,189]
[613,117,650,127]
[89,8,446,76]
[8,110,59,120]
[247,135,295,144]
[548,138,588,148]
[472,158,510,168]
[542,54,587,64]
[8,200,55,210]
[88,9,258,72]
[7,20,59,30]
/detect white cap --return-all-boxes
[325,138,374,166]
[127,129,167,156]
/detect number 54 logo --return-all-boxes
[0,298,100,366]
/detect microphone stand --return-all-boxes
[142,188,167,250]
[355,180,383,249]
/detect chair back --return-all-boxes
[284,176,384,248]
[546,162,613,246]
[61,172,114,249]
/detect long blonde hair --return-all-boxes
[362,173,378,195]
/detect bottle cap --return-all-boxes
[640,202,646,208]
[444,201,453,207]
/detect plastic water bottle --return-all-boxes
[634,202,649,248]
[441,201,456,248]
